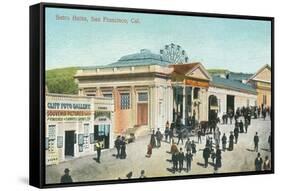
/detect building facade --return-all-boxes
[170,63,211,124]
[46,93,114,165]
[75,49,173,135]
[247,64,271,108]
[208,76,257,121]
[75,49,263,136]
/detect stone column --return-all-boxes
[182,85,186,125]
[191,87,194,118]
[149,85,156,131]
[168,85,173,124]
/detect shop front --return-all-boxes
[45,94,114,165]
[93,103,114,150]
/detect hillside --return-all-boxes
[46,67,79,94]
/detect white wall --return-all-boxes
[0,0,279,191]
[208,86,257,119]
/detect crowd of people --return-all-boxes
[59,105,272,183]
[145,105,272,175]
[221,105,271,126]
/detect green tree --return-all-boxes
[46,67,79,94]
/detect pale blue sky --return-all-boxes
[46,7,271,73]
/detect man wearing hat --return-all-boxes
[60,168,73,183]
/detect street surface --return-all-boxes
[46,116,272,184]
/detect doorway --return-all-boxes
[65,131,75,157]
[94,125,110,149]
[137,103,148,125]
[227,95,235,113]
[208,95,218,122]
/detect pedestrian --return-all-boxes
[164,125,170,143]
[139,170,146,178]
[239,120,244,133]
[225,113,228,124]
[185,138,192,152]
[229,132,234,151]
[177,130,184,145]
[268,134,271,151]
[169,125,174,143]
[254,132,259,152]
[95,140,102,163]
[230,112,234,124]
[60,168,73,183]
[155,128,162,148]
[211,149,216,164]
[178,148,184,172]
[191,140,197,155]
[245,118,249,133]
[210,137,213,150]
[197,127,202,144]
[186,150,193,172]
[120,136,127,159]
[214,127,221,147]
[170,139,179,154]
[263,156,271,171]
[262,109,266,120]
[150,130,156,148]
[203,146,211,168]
[222,133,227,151]
[255,153,263,171]
[215,146,222,169]
[146,143,152,158]
[234,126,239,144]
[172,151,179,173]
[114,135,121,159]
[170,122,174,140]
[205,136,213,150]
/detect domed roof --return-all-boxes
[109,49,171,67]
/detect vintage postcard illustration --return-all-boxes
[44,7,272,184]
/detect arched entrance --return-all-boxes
[208,95,218,122]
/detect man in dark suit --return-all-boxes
[203,146,211,168]
[60,168,73,183]
[229,132,234,151]
[255,152,263,171]
[234,126,239,144]
[186,150,193,172]
[239,120,244,133]
[177,130,184,145]
[178,148,184,172]
[114,135,121,159]
[254,132,259,152]
[155,128,162,148]
[172,151,179,173]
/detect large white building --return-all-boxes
[208,76,257,121]
[75,49,173,134]
[74,49,259,136]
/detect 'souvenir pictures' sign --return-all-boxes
[29,3,274,188]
